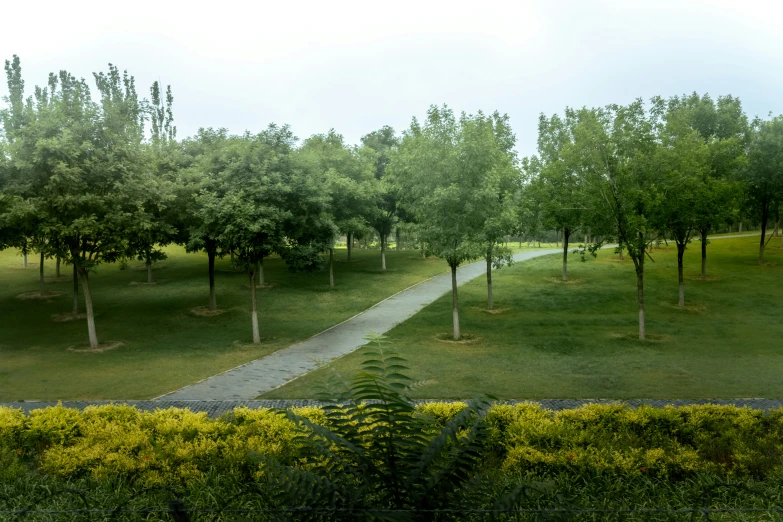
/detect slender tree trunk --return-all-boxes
[739,221,743,233]
[701,228,708,278]
[636,265,645,341]
[208,246,217,311]
[329,248,334,288]
[619,245,624,261]
[72,264,79,315]
[584,233,588,245]
[257,256,264,286]
[396,227,401,251]
[381,236,387,271]
[562,228,570,282]
[77,266,99,349]
[249,270,260,344]
[146,256,153,284]
[56,256,60,278]
[677,242,685,307]
[347,232,352,262]
[421,241,425,258]
[759,203,768,264]
[23,251,28,268]
[451,263,460,340]
[486,245,493,311]
[39,251,45,295]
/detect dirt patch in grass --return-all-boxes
[6,263,39,269]
[67,341,124,353]
[435,332,482,344]
[51,312,88,322]
[609,332,669,342]
[190,306,226,317]
[16,291,64,300]
[547,277,581,284]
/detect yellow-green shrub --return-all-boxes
[414,402,467,427]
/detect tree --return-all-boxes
[297,130,374,284]
[746,115,783,263]
[362,126,401,270]
[532,109,588,282]
[126,81,179,284]
[4,59,155,348]
[392,106,512,339]
[654,98,711,307]
[181,128,231,311]
[577,101,662,340]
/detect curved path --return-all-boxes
[158,248,560,400]
[156,232,765,401]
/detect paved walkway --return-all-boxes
[3,399,782,417]
[158,249,560,400]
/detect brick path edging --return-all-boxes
[2,399,782,418]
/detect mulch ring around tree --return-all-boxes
[190,306,226,317]
[546,277,582,284]
[471,306,510,315]
[128,280,167,286]
[51,312,88,322]
[434,332,482,345]
[609,332,669,342]
[67,341,124,353]
[16,291,64,301]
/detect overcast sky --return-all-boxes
[2,0,782,157]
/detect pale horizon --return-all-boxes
[2,0,782,156]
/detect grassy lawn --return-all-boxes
[0,246,448,401]
[265,237,783,399]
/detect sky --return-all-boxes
[1,0,782,157]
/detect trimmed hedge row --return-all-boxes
[2,402,782,485]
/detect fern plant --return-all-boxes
[252,333,502,521]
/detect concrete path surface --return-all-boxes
[158,248,560,400]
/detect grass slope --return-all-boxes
[265,237,783,399]
[0,247,446,400]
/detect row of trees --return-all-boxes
[2,57,782,348]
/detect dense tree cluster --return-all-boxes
[2,57,781,346]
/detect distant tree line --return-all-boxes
[1,56,781,346]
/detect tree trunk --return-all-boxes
[584,233,588,245]
[381,236,387,271]
[249,270,260,344]
[421,241,426,258]
[77,266,99,349]
[146,257,153,284]
[56,256,61,278]
[451,263,460,340]
[347,232,352,262]
[72,264,79,315]
[208,246,217,311]
[257,256,264,286]
[636,266,645,341]
[701,228,707,278]
[739,221,743,233]
[562,228,570,282]
[329,248,334,288]
[677,242,685,307]
[619,245,624,261]
[39,251,45,295]
[759,203,768,264]
[396,227,401,251]
[23,251,28,268]
[486,245,493,311]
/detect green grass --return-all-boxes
[265,237,783,399]
[0,246,448,400]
